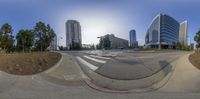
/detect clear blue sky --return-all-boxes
[0,0,199,46]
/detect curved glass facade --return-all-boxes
[145,15,160,44]
[129,30,138,48]
[145,14,180,49]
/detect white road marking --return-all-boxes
[64,74,76,80]
[84,55,107,63]
[89,55,111,60]
[76,56,98,71]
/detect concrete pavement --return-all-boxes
[0,51,200,98]
[63,50,188,92]
[73,50,184,80]
[159,53,200,92]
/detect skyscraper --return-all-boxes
[179,21,188,46]
[145,14,181,49]
[129,30,138,48]
[66,20,82,50]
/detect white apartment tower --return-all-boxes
[179,21,188,46]
[66,20,82,50]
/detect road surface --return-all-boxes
[66,50,185,80]
[0,50,199,99]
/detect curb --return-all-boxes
[44,52,63,73]
[81,62,174,93]
[84,79,129,93]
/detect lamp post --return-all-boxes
[58,36,63,50]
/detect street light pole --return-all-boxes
[58,36,63,50]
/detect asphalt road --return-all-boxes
[0,50,198,99]
[64,50,186,80]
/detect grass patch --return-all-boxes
[189,53,200,70]
[0,52,61,75]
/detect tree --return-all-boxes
[91,44,95,50]
[97,35,111,50]
[96,44,101,49]
[194,29,200,53]
[34,22,56,51]
[58,46,64,50]
[0,23,14,53]
[0,30,2,49]
[16,30,35,52]
[176,42,182,50]
[103,35,111,50]
[99,37,103,49]
[70,40,81,50]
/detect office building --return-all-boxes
[102,34,129,49]
[145,13,188,49]
[66,20,82,50]
[129,30,138,48]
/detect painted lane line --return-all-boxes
[89,55,111,60]
[76,56,98,71]
[84,55,107,63]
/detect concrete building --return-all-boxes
[82,44,95,49]
[145,13,188,49]
[66,20,82,50]
[179,21,188,46]
[129,30,138,48]
[50,35,57,50]
[103,34,129,49]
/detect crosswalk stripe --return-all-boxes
[76,56,98,71]
[84,56,107,63]
[89,55,111,60]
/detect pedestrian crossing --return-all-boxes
[89,55,111,60]
[84,56,107,63]
[76,56,98,71]
[76,54,111,71]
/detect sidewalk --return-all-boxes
[0,52,88,98]
[159,53,200,92]
[0,52,200,98]
[41,52,84,86]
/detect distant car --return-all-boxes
[118,47,124,50]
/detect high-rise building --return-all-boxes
[179,21,188,46]
[129,30,138,48]
[145,13,187,49]
[66,20,82,50]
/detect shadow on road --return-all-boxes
[159,60,172,77]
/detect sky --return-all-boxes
[0,0,199,46]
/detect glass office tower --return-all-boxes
[129,30,137,48]
[145,14,180,49]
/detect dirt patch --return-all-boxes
[189,53,200,70]
[0,52,61,75]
